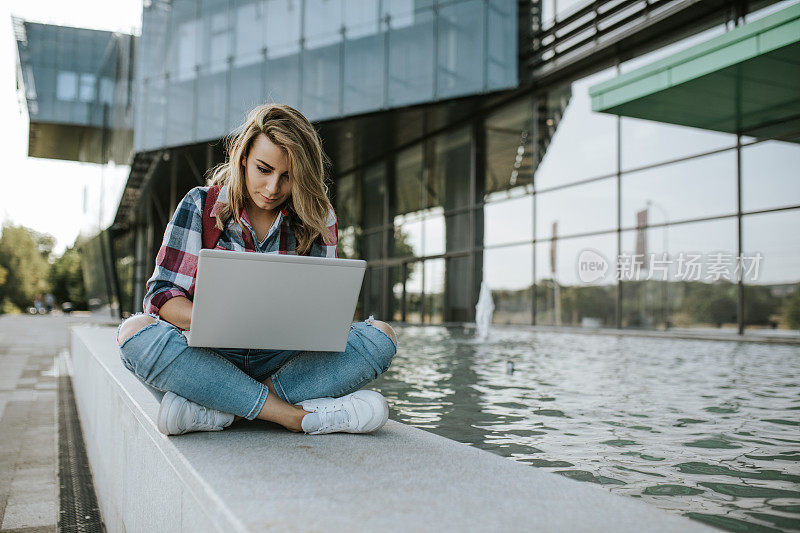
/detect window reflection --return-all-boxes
[743,210,800,333]
[487,0,517,90]
[536,178,616,239]
[393,213,423,258]
[424,259,445,324]
[424,209,445,256]
[742,141,800,213]
[534,69,617,190]
[483,244,532,324]
[431,126,471,210]
[621,119,735,172]
[437,0,484,98]
[535,234,616,327]
[387,8,434,107]
[395,144,424,216]
[485,98,532,198]
[621,151,736,228]
[621,219,738,331]
[405,259,423,323]
[484,195,533,247]
[363,163,385,228]
[265,0,301,55]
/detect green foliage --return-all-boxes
[784,288,800,330]
[48,245,88,310]
[0,224,52,312]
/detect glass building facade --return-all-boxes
[134,0,518,151]
[23,0,790,337]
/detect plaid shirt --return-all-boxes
[143,185,338,315]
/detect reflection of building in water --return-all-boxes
[15,0,800,335]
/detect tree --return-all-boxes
[0,224,53,313]
[48,245,88,310]
[784,287,800,330]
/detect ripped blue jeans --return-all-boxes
[117,314,397,419]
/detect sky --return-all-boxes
[0,0,141,255]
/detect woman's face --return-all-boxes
[242,133,292,215]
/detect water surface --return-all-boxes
[371,327,800,532]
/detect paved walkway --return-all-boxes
[0,313,116,532]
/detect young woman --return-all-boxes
[116,103,398,436]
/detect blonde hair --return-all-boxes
[208,103,333,255]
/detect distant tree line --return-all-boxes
[0,223,87,314]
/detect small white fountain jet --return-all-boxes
[475,281,495,342]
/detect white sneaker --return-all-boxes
[157,391,235,435]
[297,390,389,435]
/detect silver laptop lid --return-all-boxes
[189,249,366,351]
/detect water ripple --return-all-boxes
[371,326,800,533]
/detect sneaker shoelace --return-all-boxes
[191,405,221,430]
[316,400,353,433]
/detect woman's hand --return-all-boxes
[159,296,193,331]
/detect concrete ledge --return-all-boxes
[69,325,715,532]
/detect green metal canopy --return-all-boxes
[589,2,800,142]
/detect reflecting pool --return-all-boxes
[371,326,800,533]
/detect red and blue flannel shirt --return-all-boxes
[143,185,338,315]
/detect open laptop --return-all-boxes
[187,249,366,351]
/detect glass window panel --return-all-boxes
[388,8,434,107]
[56,71,77,101]
[483,244,532,324]
[229,62,263,131]
[344,0,380,38]
[302,45,341,120]
[143,76,166,150]
[621,218,738,331]
[335,172,361,229]
[742,141,800,213]
[363,163,385,228]
[485,98,532,198]
[174,18,199,81]
[343,31,385,115]
[265,0,302,55]
[199,2,231,73]
[78,73,96,102]
[437,0,484,98]
[621,150,736,228]
[535,233,617,326]
[405,260,423,322]
[265,53,301,109]
[99,77,114,105]
[536,178,617,239]
[305,0,343,48]
[425,209,446,256]
[742,213,795,288]
[393,213,423,258]
[484,195,533,247]
[165,79,195,146]
[445,255,471,322]
[363,229,383,260]
[535,69,618,189]
[196,71,227,141]
[363,267,383,317]
[395,144,424,216]
[444,212,470,253]
[487,0,517,90]
[621,119,736,172]
[430,126,471,210]
[390,265,403,322]
[337,226,361,259]
[424,259,445,324]
[233,1,265,67]
[382,0,434,23]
